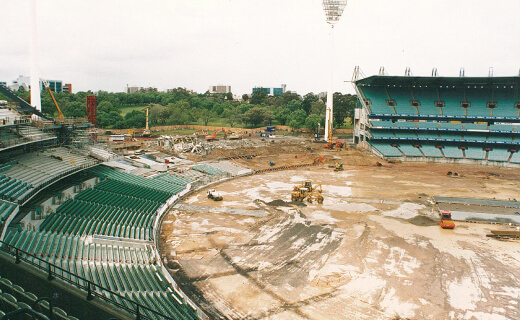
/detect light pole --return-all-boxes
[30,0,41,119]
[322,0,347,142]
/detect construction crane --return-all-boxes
[42,80,64,121]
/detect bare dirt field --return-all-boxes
[159,142,520,320]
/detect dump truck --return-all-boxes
[440,210,455,229]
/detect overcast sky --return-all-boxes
[1,0,519,95]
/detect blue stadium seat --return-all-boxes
[398,144,423,157]
[465,147,486,160]
[369,141,402,157]
[420,145,443,158]
[442,146,464,158]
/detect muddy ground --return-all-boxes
[159,141,520,320]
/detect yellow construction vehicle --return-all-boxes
[228,131,242,140]
[334,163,344,171]
[42,80,64,121]
[291,180,323,203]
[293,180,322,193]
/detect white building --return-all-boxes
[209,85,231,94]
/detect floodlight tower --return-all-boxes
[322,0,347,142]
[30,0,41,119]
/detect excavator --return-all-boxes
[334,163,344,171]
[42,80,64,121]
[205,130,218,141]
[206,128,226,141]
[324,140,345,149]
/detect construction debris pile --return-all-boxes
[157,135,264,155]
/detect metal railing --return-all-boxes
[0,240,178,320]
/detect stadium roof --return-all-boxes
[356,75,520,88]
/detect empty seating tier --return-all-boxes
[357,75,520,164]
[191,164,225,175]
[2,229,198,320]
[94,179,172,203]
[152,173,193,187]
[0,147,99,204]
[39,199,154,240]
[88,166,184,195]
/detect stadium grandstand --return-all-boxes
[0,82,257,319]
[0,87,235,319]
[353,71,520,166]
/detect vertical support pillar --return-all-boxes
[15,249,21,264]
[87,282,93,300]
[135,304,141,320]
[47,264,54,281]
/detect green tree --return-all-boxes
[61,101,86,117]
[148,104,171,125]
[263,109,275,125]
[124,110,146,128]
[288,109,307,129]
[332,93,356,125]
[275,107,292,125]
[242,106,268,127]
[241,94,249,102]
[304,114,322,130]
[310,100,326,116]
[223,106,241,127]
[98,111,124,128]
[198,109,216,126]
[302,93,318,115]
[286,100,302,112]
[250,89,268,105]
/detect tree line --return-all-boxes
[1,87,357,131]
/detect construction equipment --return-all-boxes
[324,141,334,149]
[207,189,223,201]
[440,210,455,229]
[142,107,151,137]
[291,180,323,203]
[228,131,242,140]
[334,163,344,171]
[205,130,218,141]
[42,80,64,120]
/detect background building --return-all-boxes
[63,83,72,94]
[209,85,231,94]
[126,85,157,94]
[252,84,286,96]
[6,75,66,93]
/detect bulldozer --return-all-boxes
[291,180,323,203]
[228,131,242,140]
[334,163,344,171]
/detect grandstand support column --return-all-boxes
[30,0,41,120]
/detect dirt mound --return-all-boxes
[407,215,438,226]
[266,199,307,207]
